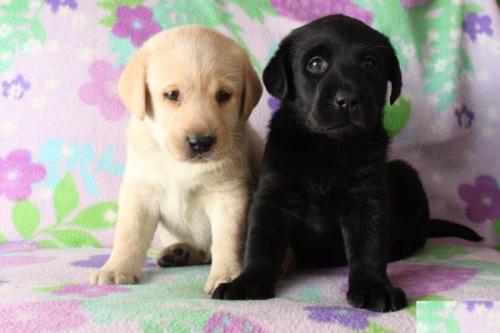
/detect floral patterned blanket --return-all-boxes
[1,239,499,332]
[1,0,500,332]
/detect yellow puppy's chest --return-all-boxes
[158,184,212,252]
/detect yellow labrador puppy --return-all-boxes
[89,25,263,294]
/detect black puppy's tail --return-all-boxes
[428,219,483,241]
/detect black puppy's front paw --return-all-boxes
[347,282,407,312]
[212,274,274,300]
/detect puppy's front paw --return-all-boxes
[347,282,407,312]
[211,273,274,300]
[89,268,142,285]
[204,268,241,294]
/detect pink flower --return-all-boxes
[112,6,161,47]
[0,300,87,333]
[78,60,126,121]
[53,284,130,298]
[0,149,45,201]
[270,0,373,24]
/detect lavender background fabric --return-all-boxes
[0,1,499,252]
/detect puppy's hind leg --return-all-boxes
[156,224,208,267]
[157,243,207,267]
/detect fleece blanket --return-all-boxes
[1,239,500,333]
[1,0,500,332]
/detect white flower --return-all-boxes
[104,209,117,223]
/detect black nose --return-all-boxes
[334,91,359,111]
[186,134,216,154]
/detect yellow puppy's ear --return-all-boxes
[118,49,148,120]
[241,57,263,120]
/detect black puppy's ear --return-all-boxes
[263,41,293,100]
[385,42,402,105]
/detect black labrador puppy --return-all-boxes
[213,15,481,312]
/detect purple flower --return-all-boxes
[71,254,155,268]
[112,6,161,47]
[459,175,500,223]
[270,0,372,24]
[305,306,378,329]
[463,13,493,41]
[401,0,432,9]
[268,97,281,114]
[45,0,78,13]
[53,284,130,298]
[204,312,265,333]
[0,241,39,253]
[0,150,46,201]
[455,105,474,128]
[1,75,30,99]
[78,60,126,121]
[465,301,494,312]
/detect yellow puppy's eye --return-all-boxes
[216,90,231,103]
[164,90,180,101]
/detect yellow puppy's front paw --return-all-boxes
[88,268,142,285]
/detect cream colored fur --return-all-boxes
[89,25,263,294]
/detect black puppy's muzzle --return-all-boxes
[308,88,371,134]
[333,90,360,113]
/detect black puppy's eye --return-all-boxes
[361,55,377,71]
[216,90,231,103]
[164,90,180,101]
[306,56,328,74]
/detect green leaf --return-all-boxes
[48,229,101,248]
[12,201,41,240]
[142,321,163,333]
[37,240,59,249]
[493,219,500,235]
[407,295,447,317]
[383,97,412,137]
[124,0,146,5]
[72,202,118,230]
[97,1,115,10]
[447,318,461,333]
[53,174,79,224]
[0,233,6,245]
[99,16,116,27]
[34,284,66,292]
[366,322,396,333]
[30,20,46,41]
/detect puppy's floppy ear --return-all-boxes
[263,41,293,100]
[385,41,402,105]
[241,57,263,120]
[118,49,149,120]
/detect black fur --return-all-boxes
[212,15,481,312]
